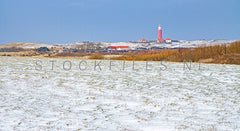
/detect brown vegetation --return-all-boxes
[0,47,25,52]
[88,53,104,59]
[113,41,240,65]
[55,51,87,57]
[0,51,38,57]
[0,41,239,64]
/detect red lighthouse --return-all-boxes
[158,25,164,42]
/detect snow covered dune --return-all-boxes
[0,57,239,130]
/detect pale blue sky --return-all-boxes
[0,0,239,44]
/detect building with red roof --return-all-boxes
[139,38,149,42]
[166,38,172,43]
[107,46,131,51]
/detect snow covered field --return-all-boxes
[0,57,239,130]
[100,39,237,49]
[67,39,238,50]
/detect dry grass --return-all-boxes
[88,53,104,59]
[211,54,240,64]
[1,41,239,65]
[0,51,38,57]
[113,41,240,65]
[55,52,87,57]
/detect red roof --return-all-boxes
[139,38,148,42]
[166,38,171,40]
[108,46,129,49]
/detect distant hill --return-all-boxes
[0,43,55,49]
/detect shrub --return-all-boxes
[112,41,240,64]
[89,53,104,59]
[36,47,50,52]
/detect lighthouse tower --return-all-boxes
[158,25,164,42]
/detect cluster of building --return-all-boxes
[49,25,236,54]
[139,25,171,43]
[47,24,174,54]
[107,24,172,52]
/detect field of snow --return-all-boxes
[0,56,239,130]
[99,40,237,49]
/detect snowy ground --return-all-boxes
[0,57,240,130]
[101,39,237,49]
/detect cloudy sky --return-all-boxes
[0,0,239,44]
